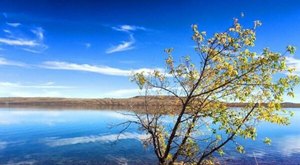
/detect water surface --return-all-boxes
[0,108,299,164]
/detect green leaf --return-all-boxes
[263,137,272,145]
[218,149,225,156]
[287,45,296,54]
[236,145,245,154]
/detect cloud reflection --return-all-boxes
[43,132,148,147]
[0,110,66,125]
[277,135,300,156]
[0,110,137,126]
[0,141,7,150]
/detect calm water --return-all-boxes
[0,108,300,165]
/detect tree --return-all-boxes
[130,19,300,164]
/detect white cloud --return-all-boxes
[0,38,39,47]
[0,57,27,67]
[286,56,300,75]
[22,48,45,54]
[0,82,73,89]
[0,82,73,98]
[112,25,147,32]
[43,132,149,147]
[1,90,63,98]
[106,34,135,54]
[3,29,11,34]
[44,81,55,85]
[0,21,47,53]
[41,61,162,76]
[6,22,21,27]
[1,92,60,98]
[107,24,147,54]
[31,27,44,40]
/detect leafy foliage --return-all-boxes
[130,19,299,164]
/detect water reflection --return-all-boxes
[0,108,299,164]
[277,135,300,156]
[0,141,7,150]
[43,132,148,147]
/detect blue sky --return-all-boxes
[0,0,299,102]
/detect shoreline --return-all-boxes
[0,97,299,110]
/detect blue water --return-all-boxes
[0,108,300,164]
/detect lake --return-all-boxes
[0,108,300,165]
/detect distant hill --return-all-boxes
[0,96,299,111]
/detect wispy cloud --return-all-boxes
[112,25,147,32]
[6,22,21,27]
[0,57,27,67]
[106,34,135,54]
[106,24,147,54]
[0,81,73,89]
[0,38,39,47]
[41,61,162,76]
[0,81,72,97]
[3,29,11,34]
[286,56,300,75]
[43,132,149,147]
[2,91,63,98]
[23,27,48,53]
[31,27,44,40]
[22,48,44,54]
[0,21,47,53]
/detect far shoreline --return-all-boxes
[0,96,299,111]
